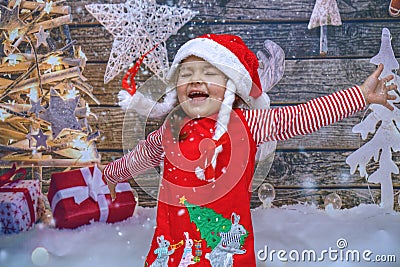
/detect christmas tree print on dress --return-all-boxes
[181,197,248,267]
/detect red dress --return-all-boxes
[145,110,257,266]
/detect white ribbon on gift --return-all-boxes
[51,165,132,222]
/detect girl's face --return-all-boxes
[176,56,227,118]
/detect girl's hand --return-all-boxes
[98,164,117,201]
[360,64,398,110]
[106,180,117,202]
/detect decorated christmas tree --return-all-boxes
[0,0,100,166]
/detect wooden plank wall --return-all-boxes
[39,0,400,210]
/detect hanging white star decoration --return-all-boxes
[85,0,198,84]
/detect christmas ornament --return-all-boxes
[346,28,400,210]
[39,89,81,139]
[34,26,50,48]
[258,183,275,208]
[308,0,342,55]
[85,0,197,83]
[31,128,48,149]
[0,5,25,32]
[28,99,45,116]
[324,192,342,210]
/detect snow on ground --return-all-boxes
[0,204,399,267]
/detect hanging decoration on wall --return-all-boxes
[346,28,400,210]
[308,0,342,55]
[0,0,100,165]
[85,0,198,84]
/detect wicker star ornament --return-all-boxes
[85,0,197,84]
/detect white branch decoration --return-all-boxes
[85,0,197,84]
[346,28,400,210]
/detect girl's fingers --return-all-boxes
[387,84,398,91]
[382,74,395,83]
[384,102,395,111]
[373,64,384,78]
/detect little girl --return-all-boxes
[102,34,396,267]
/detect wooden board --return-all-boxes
[68,0,395,24]
[70,21,400,61]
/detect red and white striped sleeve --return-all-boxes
[242,86,366,144]
[103,126,165,184]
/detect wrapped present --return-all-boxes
[47,165,136,229]
[0,165,41,234]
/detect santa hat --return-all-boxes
[119,34,271,115]
[118,34,276,180]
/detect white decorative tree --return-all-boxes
[346,28,400,210]
[308,0,342,55]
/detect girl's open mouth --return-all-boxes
[188,91,209,101]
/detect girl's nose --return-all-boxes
[190,71,203,84]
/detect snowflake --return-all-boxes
[66,87,79,99]
[44,1,53,14]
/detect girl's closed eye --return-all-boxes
[203,66,225,77]
[204,71,218,76]
[179,71,192,78]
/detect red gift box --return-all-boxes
[0,165,40,234]
[47,165,136,229]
